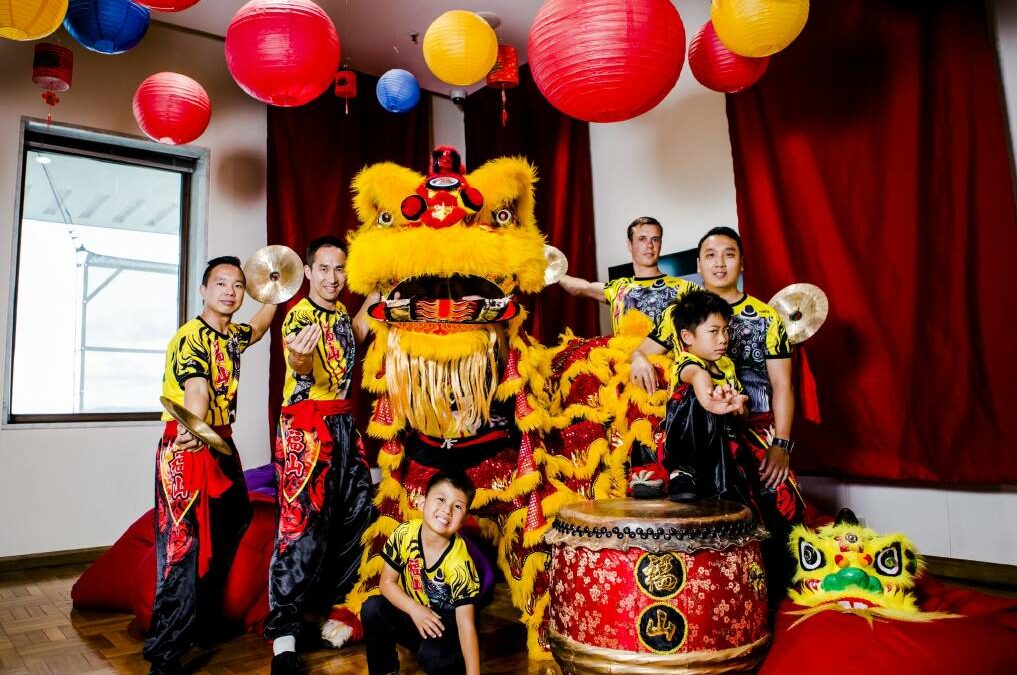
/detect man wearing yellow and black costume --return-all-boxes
[147,256,278,675]
[559,216,699,334]
[266,236,376,675]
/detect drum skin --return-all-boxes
[546,499,770,674]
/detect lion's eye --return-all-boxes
[798,538,824,571]
[494,208,513,225]
[377,211,394,227]
[874,543,902,577]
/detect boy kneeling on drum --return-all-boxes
[362,471,481,675]
[631,290,806,604]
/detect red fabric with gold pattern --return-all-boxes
[549,543,768,654]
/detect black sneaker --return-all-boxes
[271,651,304,675]
[667,470,697,502]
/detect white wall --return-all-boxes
[588,0,738,334]
[0,23,269,557]
[431,96,466,162]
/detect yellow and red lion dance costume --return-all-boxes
[322,148,670,657]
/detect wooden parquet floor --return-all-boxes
[0,564,560,674]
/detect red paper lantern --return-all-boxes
[689,20,769,93]
[33,43,72,92]
[528,0,685,123]
[334,69,357,98]
[33,42,73,124]
[133,72,211,145]
[134,0,201,11]
[225,0,340,107]
[334,69,356,114]
[487,44,519,127]
[486,44,519,89]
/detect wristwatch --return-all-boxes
[772,437,795,454]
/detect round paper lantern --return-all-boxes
[422,10,498,87]
[64,0,150,54]
[1,0,68,40]
[528,0,686,123]
[133,72,211,145]
[225,0,340,107]
[376,69,420,114]
[689,21,769,93]
[134,0,200,10]
[711,0,809,58]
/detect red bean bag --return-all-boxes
[73,493,277,635]
[760,575,1017,675]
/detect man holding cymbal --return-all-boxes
[146,255,278,675]
[265,236,377,675]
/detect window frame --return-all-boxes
[3,118,209,426]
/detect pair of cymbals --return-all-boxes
[769,283,829,344]
[243,245,304,305]
[159,396,232,456]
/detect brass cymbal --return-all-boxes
[544,244,569,286]
[769,283,829,344]
[159,396,232,456]
[242,245,303,305]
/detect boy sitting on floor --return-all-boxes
[362,471,481,675]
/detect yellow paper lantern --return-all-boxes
[0,0,68,41]
[711,0,809,58]
[423,10,498,87]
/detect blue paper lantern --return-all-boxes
[376,69,420,113]
[64,0,149,54]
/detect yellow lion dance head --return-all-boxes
[346,147,548,439]
[787,508,951,624]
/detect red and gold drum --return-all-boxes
[546,499,770,673]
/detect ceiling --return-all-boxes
[156,0,546,96]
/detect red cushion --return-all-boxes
[76,493,278,636]
[71,510,154,610]
[761,577,1017,675]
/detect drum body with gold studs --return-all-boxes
[546,499,770,674]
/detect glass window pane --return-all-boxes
[10,148,183,417]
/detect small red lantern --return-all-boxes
[487,44,518,127]
[32,43,73,124]
[334,69,357,114]
[689,21,769,93]
[528,0,686,123]
[134,0,201,11]
[225,0,340,108]
[133,72,211,145]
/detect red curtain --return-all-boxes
[726,0,1017,483]
[464,65,599,343]
[266,74,432,438]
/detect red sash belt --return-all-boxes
[281,399,353,461]
[162,420,234,577]
[278,399,353,501]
